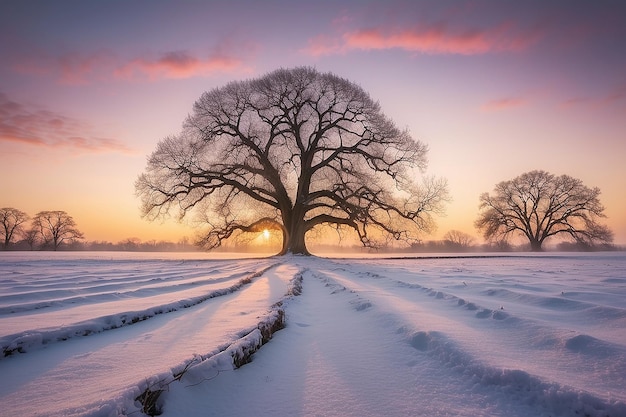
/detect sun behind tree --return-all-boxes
[137,67,448,255]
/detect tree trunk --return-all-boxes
[275,216,310,256]
[288,225,309,255]
[278,202,311,256]
[279,216,308,255]
[530,239,543,251]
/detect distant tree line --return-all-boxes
[313,228,619,254]
[2,205,619,253]
[79,238,199,252]
[0,208,199,252]
[1,209,84,251]
[409,236,618,253]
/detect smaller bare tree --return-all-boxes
[32,210,84,251]
[0,207,29,250]
[443,230,475,251]
[475,170,613,251]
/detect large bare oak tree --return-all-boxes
[137,67,448,255]
[475,170,613,251]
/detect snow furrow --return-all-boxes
[1,263,279,357]
[0,259,263,311]
[312,262,626,416]
[0,271,253,314]
[1,253,624,417]
[120,270,304,417]
[0,262,297,417]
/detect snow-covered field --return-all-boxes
[1,252,625,417]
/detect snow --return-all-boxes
[0,252,625,416]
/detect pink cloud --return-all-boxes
[346,26,493,55]
[114,50,245,81]
[0,93,132,153]
[11,43,252,84]
[481,97,527,111]
[304,22,541,56]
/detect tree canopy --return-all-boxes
[475,170,613,251]
[137,67,448,255]
[0,207,29,250]
[32,210,84,251]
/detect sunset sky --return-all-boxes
[1,0,625,246]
